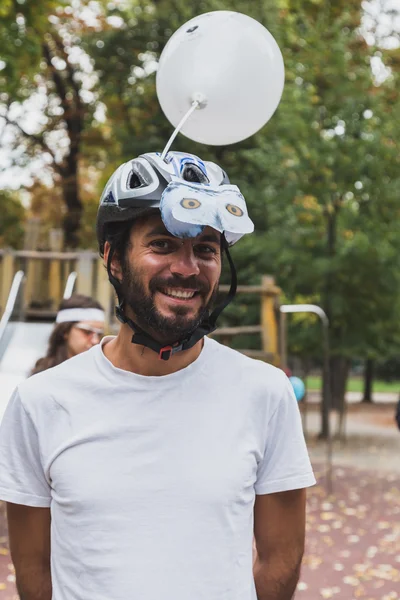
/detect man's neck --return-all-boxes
[102,323,204,377]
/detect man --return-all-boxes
[0,151,315,600]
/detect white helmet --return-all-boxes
[96,151,229,255]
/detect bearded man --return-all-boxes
[0,152,315,600]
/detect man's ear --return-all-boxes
[103,241,123,282]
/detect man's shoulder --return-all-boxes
[206,338,286,387]
[18,346,99,407]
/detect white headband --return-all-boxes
[56,308,105,324]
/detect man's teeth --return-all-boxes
[163,288,196,299]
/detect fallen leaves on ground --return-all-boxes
[298,464,400,599]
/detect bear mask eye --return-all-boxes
[226,204,243,217]
[181,198,201,209]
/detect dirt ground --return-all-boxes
[0,403,399,600]
[303,401,400,473]
[298,463,400,599]
[297,402,400,599]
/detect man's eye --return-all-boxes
[195,245,216,256]
[150,240,173,252]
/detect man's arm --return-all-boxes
[7,503,52,600]
[253,489,306,600]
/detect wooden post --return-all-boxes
[49,260,62,309]
[23,218,41,311]
[279,311,287,370]
[23,217,41,251]
[23,258,37,312]
[0,252,15,314]
[260,275,280,365]
[76,252,94,297]
[49,229,64,252]
[48,229,64,309]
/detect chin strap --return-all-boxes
[107,237,237,361]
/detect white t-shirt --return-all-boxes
[0,336,315,600]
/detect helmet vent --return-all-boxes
[181,164,209,184]
[128,172,143,189]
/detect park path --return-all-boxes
[298,463,400,599]
[0,404,398,599]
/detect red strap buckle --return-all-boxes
[159,345,173,361]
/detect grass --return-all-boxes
[305,375,400,394]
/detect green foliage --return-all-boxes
[0,191,26,248]
[0,0,63,97]
[306,374,399,393]
[77,195,99,249]
[375,357,400,383]
[1,0,399,371]
[63,0,400,365]
[0,0,111,246]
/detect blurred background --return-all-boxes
[0,1,399,598]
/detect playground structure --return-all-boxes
[0,249,282,362]
[0,249,112,323]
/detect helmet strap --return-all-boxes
[106,237,237,361]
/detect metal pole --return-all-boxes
[279,311,287,371]
[280,304,333,494]
[322,320,333,495]
[302,362,309,440]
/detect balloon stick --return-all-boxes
[161,100,200,161]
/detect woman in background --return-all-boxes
[30,294,105,375]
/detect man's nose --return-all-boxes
[169,244,201,278]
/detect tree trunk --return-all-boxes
[330,355,350,411]
[320,357,331,440]
[362,358,374,403]
[62,164,82,249]
[320,204,337,439]
[62,204,82,249]
[61,95,83,248]
[42,39,84,249]
[321,355,350,439]
[331,355,350,438]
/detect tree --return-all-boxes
[0,191,26,249]
[0,1,108,247]
[86,0,400,436]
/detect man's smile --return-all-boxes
[157,287,201,305]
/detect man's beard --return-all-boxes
[120,263,219,345]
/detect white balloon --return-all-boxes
[156,11,285,146]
